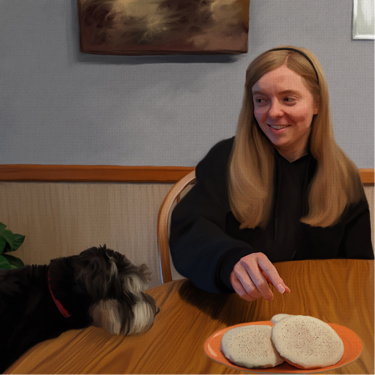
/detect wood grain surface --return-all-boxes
[0,165,372,184]
[6,259,374,374]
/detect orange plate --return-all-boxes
[204,321,362,373]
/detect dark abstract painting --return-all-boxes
[77,0,250,55]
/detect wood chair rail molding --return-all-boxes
[0,165,195,183]
[0,165,373,184]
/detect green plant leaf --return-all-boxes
[0,255,11,269]
[0,229,26,253]
[4,254,24,269]
[8,234,25,252]
[0,223,25,266]
[0,229,15,252]
[0,222,6,233]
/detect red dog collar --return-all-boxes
[48,269,71,318]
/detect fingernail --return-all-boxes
[277,284,285,293]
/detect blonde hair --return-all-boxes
[228,46,364,229]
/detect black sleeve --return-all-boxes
[340,196,374,259]
[169,138,256,293]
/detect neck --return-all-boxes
[48,268,71,318]
[274,146,308,163]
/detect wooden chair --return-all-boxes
[157,170,196,284]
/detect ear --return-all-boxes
[139,264,152,283]
[313,100,320,115]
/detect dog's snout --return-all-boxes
[142,293,159,315]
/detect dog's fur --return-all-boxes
[0,245,159,372]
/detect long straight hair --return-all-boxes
[228,46,364,229]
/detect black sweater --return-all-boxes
[170,137,374,293]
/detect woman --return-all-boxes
[169,46,373,302]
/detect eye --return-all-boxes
[283,97,296,104]
[254,97,267,105]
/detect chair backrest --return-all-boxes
[157,170,196,284]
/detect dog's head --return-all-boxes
[50,245,159,336]
[75,246,159,336]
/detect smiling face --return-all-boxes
[252,65,319,162]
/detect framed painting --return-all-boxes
[352,0,374,39]
[77,0,250,55]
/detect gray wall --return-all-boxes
[1,0,374,168]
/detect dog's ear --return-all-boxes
[73,246,123,300]
[139,264,152,283]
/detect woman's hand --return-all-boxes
[230,252,291,302]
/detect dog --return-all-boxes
[0,245,159,372]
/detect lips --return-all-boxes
[268,124,290,130]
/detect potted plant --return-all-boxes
[0,222,25,269]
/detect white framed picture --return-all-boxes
[353,0,374,39]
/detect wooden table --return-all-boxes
[6,259,374,374]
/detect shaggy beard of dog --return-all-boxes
[0,245,159,372]
[87,254,158,336]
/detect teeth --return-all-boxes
[269,124,289,130]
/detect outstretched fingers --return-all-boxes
[230,271,260,301]
[231,253,291,302]
[258,257,291,295]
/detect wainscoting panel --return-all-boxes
[0,182,179,288]
[0,182,373,288]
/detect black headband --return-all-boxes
[268,47,319,84]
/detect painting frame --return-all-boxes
[77,0,250,55]
[352,0,374,40]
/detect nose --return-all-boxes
[268,100,283,118]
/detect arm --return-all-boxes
[341,197,374,259]
[169,139,290,297]
[169,139,252,293]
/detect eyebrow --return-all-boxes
[252,89,301,96]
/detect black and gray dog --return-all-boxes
[0,245,159,372]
